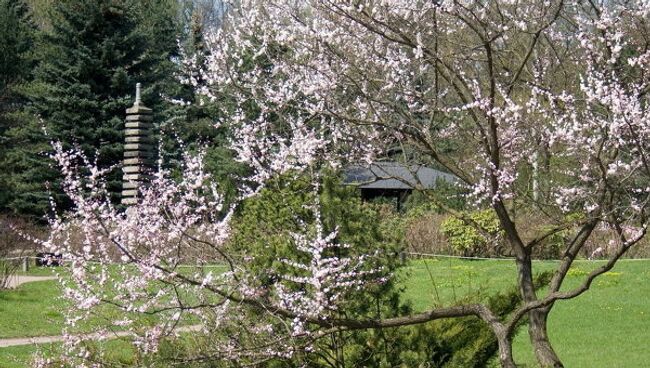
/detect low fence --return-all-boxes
[0,255,46,272]
[406,252,650,262]
[3,253,650,275]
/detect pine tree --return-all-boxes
[0,0,36,210]
[3,0,181,217]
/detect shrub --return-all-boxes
[0,216,41,289]
[530,224,564,260]
[403,213,451,255]
[69,288,530,368]
[386,201,452,256]
[227,171,404,317]
[440,210,503,257]
[402,181,467,214]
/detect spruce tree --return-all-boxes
[0,0,36,210]
[4,0,180,217]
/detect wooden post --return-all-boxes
[121,83,154,205]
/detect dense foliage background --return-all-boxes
[0,0,236,219]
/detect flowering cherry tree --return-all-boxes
[42,1,650,367]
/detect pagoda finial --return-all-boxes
[135,83,142,105]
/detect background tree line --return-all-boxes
[0,0,238,219]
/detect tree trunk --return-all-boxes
[496,333,517,368]
[514,248,563,367]
[529,307,563,367]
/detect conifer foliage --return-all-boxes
[0,0,35,210]
[3,0,179,216]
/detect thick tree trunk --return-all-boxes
[514,247,564,368]
[528,307,563,367]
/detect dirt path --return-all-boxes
[0,325,202,348]
[0,334,83,348]
[3,275,57,289]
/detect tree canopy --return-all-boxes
[34,1,650,368]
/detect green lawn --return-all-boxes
[0,280,65,338]
[0,344,58,368]
[1,259,648,367]
[0,340,136,368]
[0,278,155,339]
[401,258,650,368]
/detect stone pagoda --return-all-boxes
[121,83,154,205]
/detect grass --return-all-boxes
[0,344,51,368]
[15,266,60,277]
[510,260,650,367]
[0,280,66,338]
[0,276,144,339]
[0,266,197,338]
[1,259,648,367]
[0,340,136,368]
[401,258,650,368]
[1,259,63,277]
[399,258,558,310]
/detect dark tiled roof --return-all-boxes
[343,161,456,190]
